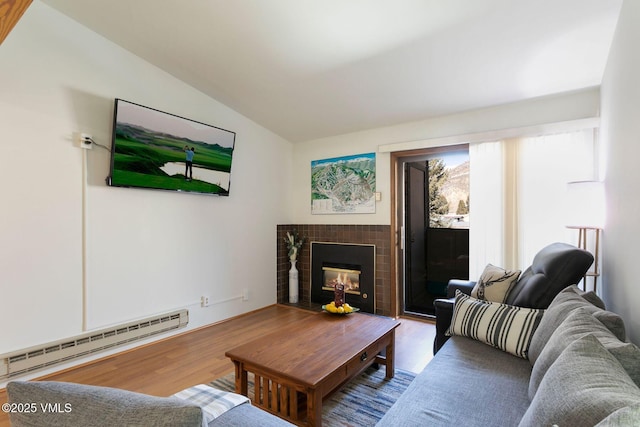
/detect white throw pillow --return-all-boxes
[471,263,521,303]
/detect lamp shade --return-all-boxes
[566,181,605,229]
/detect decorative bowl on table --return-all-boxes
[322,302,360,315]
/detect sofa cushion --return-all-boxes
[376,336,532,427]
[7,381,203,427]
[471,264,520,303]
[529,308,640,399]
[447,290,544,359]
[528,285,626,364]
[519,335,640,427]
[209,403,295,426]
[505,242,593,308]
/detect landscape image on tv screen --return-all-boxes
[108,99,236,195]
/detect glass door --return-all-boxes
[402,151,470,316]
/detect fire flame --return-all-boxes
[327,272,358,292]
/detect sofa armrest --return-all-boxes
[433,279,476,354]
[446,279,476,298]
[433,297,455,353]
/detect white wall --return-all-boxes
[0,0,293,379]
[600,0,640,344]
[292,88,600,225]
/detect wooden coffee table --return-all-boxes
[225,312,400,427]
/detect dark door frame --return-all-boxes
[389,144,469,318]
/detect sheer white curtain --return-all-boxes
[469,130,596,278]
[468,141,504,278]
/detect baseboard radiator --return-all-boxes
[0,309,188,381]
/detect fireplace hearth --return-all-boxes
[311,242,375,313]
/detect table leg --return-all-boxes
[385,330,396,379]
[233,361,248,396]
[306,388,323,427]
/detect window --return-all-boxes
[428,152,470,229]
[469,129,596,277]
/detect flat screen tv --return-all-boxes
[108,99,236,196]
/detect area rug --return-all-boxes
[209,366,415,427]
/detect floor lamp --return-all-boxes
[566,181,605,293]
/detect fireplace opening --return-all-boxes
[311,242,375,313]
[322,264,361,295]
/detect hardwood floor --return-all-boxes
[0,305,434,427]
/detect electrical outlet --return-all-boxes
[201,296,210,307]
[242,289,249,301]
[75,132,93,149]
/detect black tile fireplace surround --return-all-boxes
[277,224,391,317]
[311,242,375,313]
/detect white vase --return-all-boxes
[289,259,299,303]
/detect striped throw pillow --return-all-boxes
[447,290,545,359]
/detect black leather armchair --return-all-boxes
[433,242,594,353]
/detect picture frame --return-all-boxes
[311,153,376,214]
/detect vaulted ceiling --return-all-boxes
[42,0,622,142]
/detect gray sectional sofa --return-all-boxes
[6,380,293,427]
[376,285,640,426]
